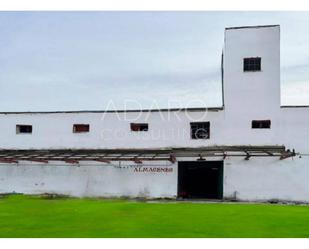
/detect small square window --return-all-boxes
[16,125,32,134]
[252,120,271,129]
[73,124,90,133]
[244,57,261,72]
[190,122,210,139]
[130,123,148,132]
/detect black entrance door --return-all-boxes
[178,161,223,199]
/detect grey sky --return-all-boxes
[0,11,308,111]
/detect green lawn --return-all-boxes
[0,195,309,238]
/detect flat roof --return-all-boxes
[0,107,223,115]
[225,24,280,30]
[1,105,308,114]
[281,105,309,108]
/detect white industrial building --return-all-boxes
[0,24,308,202]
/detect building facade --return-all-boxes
[0,25,309,202]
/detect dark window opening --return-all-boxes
[130,123,148,132]
[16,125,32,134]
[190,122,210,139]
[244,57,261,72]
[73,124,90,133]
[252,120,271,129]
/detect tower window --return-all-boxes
[244,57,261,72]
[131,123,148,132]
[190,122,210,139]
[252,120,271,129]
[73,124,90,133]
[16,125,32,134]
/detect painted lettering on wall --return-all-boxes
[133,167,173,173]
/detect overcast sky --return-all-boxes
[0,11,308,111]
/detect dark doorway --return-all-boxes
[178,161,223,199]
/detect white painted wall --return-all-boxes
[224,156,309,202]
[0,111,225,150]
[0,107,307,153]
[0,25,308,201]
[0,161,177,198]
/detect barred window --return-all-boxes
[190,122,210,139]
[244,57,261,72]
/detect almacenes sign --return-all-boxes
[133,167,173,173]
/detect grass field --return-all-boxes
[0,195,309,238]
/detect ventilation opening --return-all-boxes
[252,120,271,129]
[73,124,90,133]
[130,123,148,132]
[16,125,32,134]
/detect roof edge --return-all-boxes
[281,105,309,108]
[225,24,280,30]
[0,107,224,115]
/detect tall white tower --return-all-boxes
[223,25,281,118]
